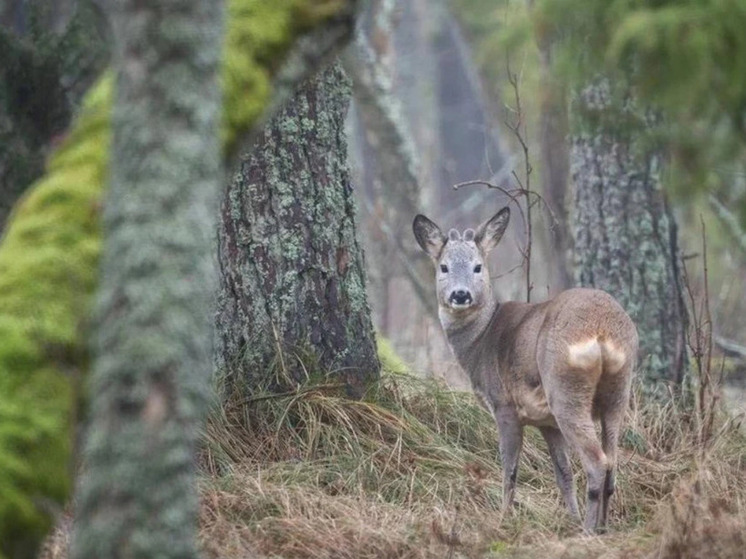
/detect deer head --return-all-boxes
[413,207,510,315]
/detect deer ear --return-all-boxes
[475,207,510,252]
[413,214,446,259]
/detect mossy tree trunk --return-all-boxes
[571,80,688,395]
[70,0,223,557]
[0,0,108,231]
[216,62,379,397]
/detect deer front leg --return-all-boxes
[495,410,523,510]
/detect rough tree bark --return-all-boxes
[70,0,223,557]
[571,80,688,394]
[216,62,379,398]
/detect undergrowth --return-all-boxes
[40,363,746,558]
[190,368,746,559]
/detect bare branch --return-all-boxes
[681,217,722,458]
[453,57,539,302]
[505,55,534,301]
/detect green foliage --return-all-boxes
[0,71,109,559]
[454,0,746,227]
[222,0,355,153]
[536,0,746,225]
[0,0,354,554]
[0,395,63,559]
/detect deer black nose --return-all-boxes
[450,290,472,305]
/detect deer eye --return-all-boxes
[440,264,448,273]
[473,264,482,274]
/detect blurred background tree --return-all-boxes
[0,0,108,231]
[538,0,746,230]
[570,79,689,393]
[69,0,225,556]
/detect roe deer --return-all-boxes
[413,206,638,532]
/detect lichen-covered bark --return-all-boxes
[571,81,688,394]
[69,0,224,557]
[0,1,359,556]
[216,62,380,397]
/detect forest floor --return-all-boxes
[43,368,746,559]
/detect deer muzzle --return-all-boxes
[449,289,473,308]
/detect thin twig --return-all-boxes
[698,215,717,455]
[681,216,721,459]
[452,180,559,228]
[451,53,563,303]
[493,262,525,280]
[506,55,533,301]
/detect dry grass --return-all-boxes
[41,370,746,559]
[194,370,746,559]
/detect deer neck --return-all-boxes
[440,297,499,372]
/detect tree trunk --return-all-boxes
[70,0,223,557]
[216,61,379,398]
[344,0,438,324]
[536,28,571,290]
[571,80,688,394]
[0,0,108,232]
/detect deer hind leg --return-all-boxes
[546,361,606,531]
[597,363,633,527]
[540,425,579,519]
[554,412,607,532]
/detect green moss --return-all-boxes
[0,69,107,557]
[376,335,409,374]
[221,0,352,153]
[0,1,353,555]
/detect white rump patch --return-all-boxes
[567,338,602,370]
[567,338,629,373]
[600,340,628,373]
